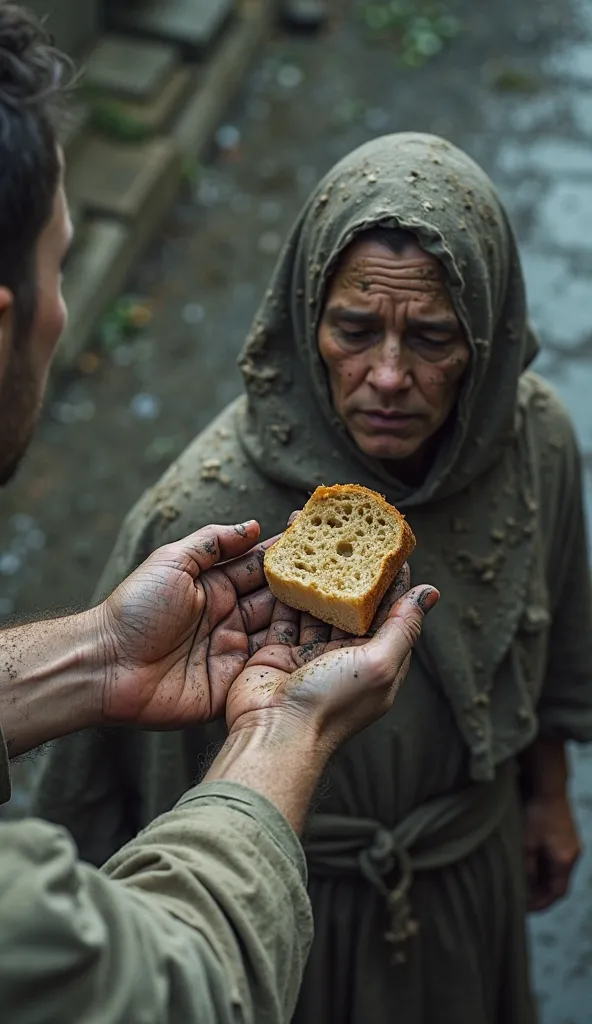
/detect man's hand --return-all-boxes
[225,573,439,752]
[206,574,439,832]
[524,792,581,911]
[99,521,276,728]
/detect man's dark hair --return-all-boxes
[0,3,71,340]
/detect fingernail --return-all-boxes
[415,587,439,613]
[234,520,259,538]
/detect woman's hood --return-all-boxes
[238,132,538,507]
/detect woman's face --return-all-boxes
[317,237,470,476]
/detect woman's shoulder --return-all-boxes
[519,370,579,457]
[518,372,584,531]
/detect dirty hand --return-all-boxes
[98,521,276,727]
[524,791,582,911]
[225,568,439,753]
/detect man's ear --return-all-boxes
[0,287,14,379]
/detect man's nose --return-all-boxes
[367,337,412,392]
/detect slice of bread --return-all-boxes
[264,484,416,635]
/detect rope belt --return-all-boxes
[304,761,514,962]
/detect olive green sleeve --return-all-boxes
[0,782,312,1024]
[538,426,592,741]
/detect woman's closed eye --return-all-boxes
[406,329,459,358]
[336,325,379,344]
[325,308,382,347]
[411,333,451,347]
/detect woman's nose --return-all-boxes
[367,339,412,393]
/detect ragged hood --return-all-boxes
[236,133,548,781]
[237,132,539,506]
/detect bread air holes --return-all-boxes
[326,516,342,528]
[336,540,353,558]
[295,560,315,573]
[312,516,322,526]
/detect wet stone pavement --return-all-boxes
[2,0,592,1016]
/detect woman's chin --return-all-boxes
[354,433,420,464]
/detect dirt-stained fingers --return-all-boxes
[368,563,412,634]
[266,600,300,646]
[239,587,275,635]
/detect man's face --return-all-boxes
[0,174,72,484]
[317,237,470,478]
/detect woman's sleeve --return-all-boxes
[538,419,592,740]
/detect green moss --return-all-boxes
[359,0,462,68]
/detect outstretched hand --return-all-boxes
[99,521,276,727]
[225,567,439,752]
[97,514,438,753]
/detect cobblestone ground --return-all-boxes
[2,0,592,1016]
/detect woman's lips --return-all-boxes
[357,410,420,430]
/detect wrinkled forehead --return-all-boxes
[324,232,454,314]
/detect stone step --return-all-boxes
[173,0,275,156]
[57,219,131,368]
[55,0,274,372]
[106,0,236,60]
[59,134,182,366]
[58,150,179,368]
[66,134,181,221]
[83,33,181,101]
[87,66,196,139]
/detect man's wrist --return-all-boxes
[205,712,331,834]
[0,607,107,757]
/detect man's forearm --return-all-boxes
[204,716,329,834]
[0,609,104,757]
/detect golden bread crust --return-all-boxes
[264,484,416,635]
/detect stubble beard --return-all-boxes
[0,345,41,486]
